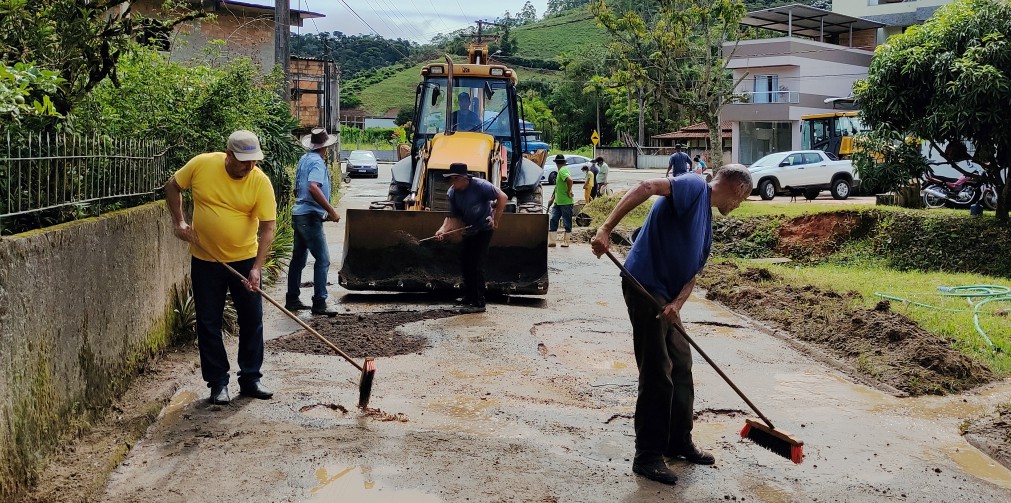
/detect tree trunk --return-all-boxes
[999,174,1009,222]
[637,86,645,147]
[706,113,724,169]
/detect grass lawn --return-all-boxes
[725,259,1011,374]
[512,10,606,60]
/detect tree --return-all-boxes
[590,0,746,166]
[0,0,204,117]
[853,0,1011,221]
[518,1,539,25]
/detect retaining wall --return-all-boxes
[0,202,189,498]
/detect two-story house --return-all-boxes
[720,3,883,165]
[833,0,951,44]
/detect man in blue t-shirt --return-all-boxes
[286,128,341,316]
[436,162,508,313]
[590,165,753,486]
[665,144,692,177]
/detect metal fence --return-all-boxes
[0,133,167,233]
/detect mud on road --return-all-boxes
[267,309,459,358]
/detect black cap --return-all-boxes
[553,154,566,163]
[443,162,472,178]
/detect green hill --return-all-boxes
[511,9,605,61]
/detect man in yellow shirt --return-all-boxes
[165,130,277,405]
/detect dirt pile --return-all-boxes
[964,403,1011,470]
[699,262,996,395]
[267,309,459,358]
[776,212,874,260]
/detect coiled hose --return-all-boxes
[875,285,1011,352]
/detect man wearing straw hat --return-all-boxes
[165,130,277,405]
[286,127,341,317]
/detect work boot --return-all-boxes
[561,232,571,247]
[664,443,716,465]
[311,300,339,316]
[208,384,230,405]
[284,298,311,311]
[631,459,678,485]
[547,231,556,248]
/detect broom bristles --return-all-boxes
[740,419,804,464]
[358,357,376,409]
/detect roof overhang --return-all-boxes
[741,3,885,39]
[218,1,324,25]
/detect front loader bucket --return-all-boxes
[339,209,549,295]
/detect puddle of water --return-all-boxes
[944,444,1011,489]
[748,482,794,503]
[161,390,198,417]
[691,421,729,447]
[611,361,628,370]
[706,326,737,338]
[309,465,442,502]
[427,395,497,420]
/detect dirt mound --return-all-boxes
[699,263,995,395]
[267,309,459,358]
[776,212,872,259]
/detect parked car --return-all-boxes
[346,150,378,178]
[540,154,589,185]
[748,150,859,200]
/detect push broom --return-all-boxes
[193,242,376,408]
[603,250,804,464]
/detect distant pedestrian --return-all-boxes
[581,164,595,203]
[693,155,707,174]
[594,157,609,195]
[666,144,691,177]
[435,162,508,313]
[547,154,574,248]
[286,127,341,317]
[165,130,277,405]
[590,165,754,485]
[589,160,600,198]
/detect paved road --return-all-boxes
[102,164,1011,502]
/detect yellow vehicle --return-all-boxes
[800,111,870,159]
[338,44,549,295]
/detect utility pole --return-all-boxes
[274,0,290,100]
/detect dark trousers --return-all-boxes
[286,213,330,304]
[622,277,695,463]
[461,230,494,305]
[192,257,264,388]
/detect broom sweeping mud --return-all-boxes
[603,250,804,464]
[193,242,376,408]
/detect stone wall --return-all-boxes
[0,202,189,498]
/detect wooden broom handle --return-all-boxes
[190,241,362,371]
[603,250,775,428]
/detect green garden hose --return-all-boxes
[874,285,1011,352]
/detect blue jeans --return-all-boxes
[287,213,330,304]
[191,257,264,388]
[549,204,573,232]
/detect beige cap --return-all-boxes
[226,130,264,161]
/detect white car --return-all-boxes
[540,154,589,184]
[346,150,378,178]
[748,150,859,200]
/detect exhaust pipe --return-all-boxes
[924,187,950,201]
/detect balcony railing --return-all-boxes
[737,91,800,104]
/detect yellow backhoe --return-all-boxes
[338,44,549,295]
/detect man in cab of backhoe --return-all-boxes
[435,163,508,313]
[452,92,481,132]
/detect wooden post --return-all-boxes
[274,0,290,99]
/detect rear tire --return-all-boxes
[759,180,776,200]
[831,179,851,200]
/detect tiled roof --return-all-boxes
[652,121,732,139]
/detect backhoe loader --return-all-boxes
[338,44,549,295]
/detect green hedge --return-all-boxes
[711,209,1011,278]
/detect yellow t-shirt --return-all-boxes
[174,152,277,262]
[584,171,595,201]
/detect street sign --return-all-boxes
[591,130,600,146]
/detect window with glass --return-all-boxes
[739,122,793,165]
[753,75,778,103]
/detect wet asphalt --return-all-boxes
[100,164,1011,502]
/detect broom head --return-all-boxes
[357,357,376,409]
[740,418,804,464]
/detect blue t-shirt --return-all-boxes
[448,177,499,233]
[668,152,692,176]
[624,174,712,302]
[291,151,331,217]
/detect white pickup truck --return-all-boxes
[747,150,860,200]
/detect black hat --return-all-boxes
[443,162,472,178]
[675,144,684,150]
[553,154,566,163]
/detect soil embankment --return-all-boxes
[699,262,996,396]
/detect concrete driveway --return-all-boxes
[101,164,1011,502]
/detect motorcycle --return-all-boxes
[921,170,998,211]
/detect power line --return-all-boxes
[332,0,410,59]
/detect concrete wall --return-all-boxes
[0,202,189,497]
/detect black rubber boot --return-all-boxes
[311,300,339,316]
[631,460,678,485]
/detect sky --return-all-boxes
[280,0,551,44]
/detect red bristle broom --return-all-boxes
[604,250,804,464]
